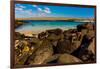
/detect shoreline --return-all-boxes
[15,27,76,36]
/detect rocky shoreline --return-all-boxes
[15,22,96,66]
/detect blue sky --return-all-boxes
[15,3,95,18]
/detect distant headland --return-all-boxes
[16,17,94,22]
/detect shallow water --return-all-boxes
[15,21,84,32]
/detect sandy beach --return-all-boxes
[16,28,70,37]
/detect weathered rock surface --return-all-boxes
[14,23,96,65]
[29,40,53,65]
[58,54,82,64]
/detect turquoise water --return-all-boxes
[15,21,83,32]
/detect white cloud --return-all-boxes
[33,5,38,7]
[15,7,23,11]
[19,5,26,9]
[44,9,51,13]
[15,6,33,15]
[33,4,52,14]
[39,12,46,17]
[15,5,26,11]
[45,7,50,11]
[26,9,33,15]
[16,4,52,17]
[44,7,51,14]
[37,7,42,11]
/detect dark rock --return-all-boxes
[46,28,64,41]
[77,23,94,32]
[15,32,25,40]
[46,28,63,35]
[15,20,23,28]
[47,33,64,41]
[29,39,53,65]
[71,34,94,60]
[56,40,72,54]
[80,49,95,62]
[77,24,85,32]
[50,40,58,47]
[44,54,60,63]
[14,23,96,65]
[84,23,94,30]
[28,37,40,45]
[88,38,95,55]
[86,30,95,39]
[38,32,47,40]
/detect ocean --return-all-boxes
[15,21,84,33]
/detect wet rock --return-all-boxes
[58,54,82,64]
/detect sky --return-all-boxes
[15,3,95,18]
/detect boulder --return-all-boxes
[46,28,63,35]
[28,37,40,44]
[77,23,94,32]
[56,40,72,54]
[58,54,82,64]
[88,38,95,55]
[29,40,53,65]
[47,33,64,41]
[84,23,94,30]
[38,32,47,40]
[15,32,25,40]
[86,30,95,39]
